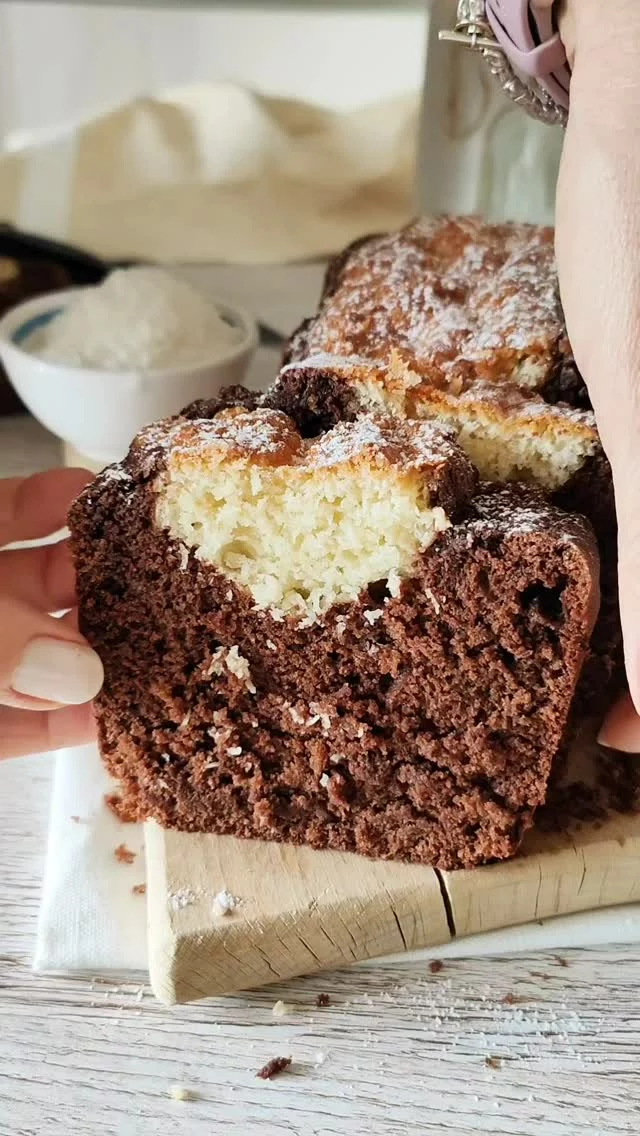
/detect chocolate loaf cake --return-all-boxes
[270,216,621,706]
[70,406,599,870]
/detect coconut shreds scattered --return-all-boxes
[168,1085,198,1102]
[169,887,197,911]
[213,889,241,915]
[272,1000,295,1018]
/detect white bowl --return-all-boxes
[0,288,259,464]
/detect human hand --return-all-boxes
[554,0,640,752]
[0,468,103,760]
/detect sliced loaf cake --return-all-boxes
[70,406,599,869]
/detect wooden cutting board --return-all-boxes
[145,724,640,1004]
[68,444,638,1001]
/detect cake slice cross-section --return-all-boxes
[70,407,600,870]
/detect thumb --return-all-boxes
[599,693,640,756]
[0,595,103,710]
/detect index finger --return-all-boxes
[0,468,93,548]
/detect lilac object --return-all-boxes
[486,0,571,110]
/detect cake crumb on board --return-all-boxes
[114,843,136,864]
[256,1057,292,1081]
[316,993,331,1007]
[429,960,444,974]
[485,1056,503,1070]
[131,883,146,896]
[104,793,137,824]
[502,992,530,1006]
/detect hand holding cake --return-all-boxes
[0,468,103,760]
[553,0,640,751]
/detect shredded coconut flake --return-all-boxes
[168,1085,197,1102]
[169,887,197,911]
[35,266,240,371]
[425,588,441,615]
[272,1000,294,1018]
[213,889,240,915]
[206,646,256,692]
[364,608,384,625]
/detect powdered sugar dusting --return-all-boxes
[308,414,458,476]
[466,486,595,547]
[100,463,133,484]
[447,380,596,433]
[292,217,562,391]
[139,405,463,486]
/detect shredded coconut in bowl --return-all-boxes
[35,267,242,372]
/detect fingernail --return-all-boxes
[12,637,104,705]
[597,725,618,751]
[597,720,640,755]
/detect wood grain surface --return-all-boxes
[3,754,640,1136]
[148,720,640,1003]
[146,824,450,1003]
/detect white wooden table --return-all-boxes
[2,420,640,1136]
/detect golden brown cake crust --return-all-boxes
[286,217,566,392]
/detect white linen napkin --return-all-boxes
[34,745,147,972]
[34,743,640,976]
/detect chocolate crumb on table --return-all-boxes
[104,793,138,824]
[114,843,136,865]
[502,993,530,1006]
[315,993,330,1007]
[485,1056,503,1071]
[131,883,146,896]
[429,960,444,975]
[256,1057,292,1081]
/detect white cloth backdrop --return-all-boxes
[0,3,426,145]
